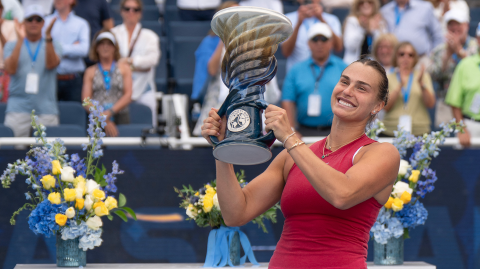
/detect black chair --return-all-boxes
[171,36,204,96]
[156,37,168,93]
[168,21,211,39]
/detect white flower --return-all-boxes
[65,207,76,218]
[60,166,76,182]
[398,160,410,176]
[86,179,100,195]
[75,187,84,199]
[186,204,198,219]
[84,195,94,211]
[86,216,103,230]
[213,193,220,210]
[392,181,413,198]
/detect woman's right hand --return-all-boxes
[104,120,119,137]
[201,108,226,146]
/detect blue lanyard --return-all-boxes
[367,35,373,48]
[24,38,42,67]
[310,63,325,93]
[452,36,470,63]
[97,62,116,91]
[396,72,413,104]
[394,4,406,27]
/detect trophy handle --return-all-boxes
[252,99,276,147]
[209,90,239,147]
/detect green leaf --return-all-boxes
[121,207,137,221]
[94,165,108,187]
[107,215,113,221]
[118,193,126,207]
[403,228,410,239]
[113,210,128,222]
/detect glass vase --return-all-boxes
[229,231,240,266]
[56,234,87,267]
[374,236,404,265]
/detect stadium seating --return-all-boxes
[0,124,13,137]
[168,21,211,38]
[142,21,164,36]
[0,103,5,124]
[46,125,86,137]
[117,103,153,137]
[156,37,169,93]
[171,36,204,96]
[331,8,349,24]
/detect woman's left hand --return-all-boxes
[104,120,118,137]
[264,105,293,142]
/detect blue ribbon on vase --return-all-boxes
[203,226,259,268]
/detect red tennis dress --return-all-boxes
[269,135,382,269]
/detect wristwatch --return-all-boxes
[45,37,53,42]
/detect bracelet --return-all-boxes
[282,131,296,147]
[287,139,305,153]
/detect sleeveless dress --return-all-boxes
[269,134,382,269]
[92,64,130,124]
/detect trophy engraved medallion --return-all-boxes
[209,6,293,165]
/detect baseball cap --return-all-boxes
[24,4,44,19]
[96,32,117,45]
[307,22,332,40]
[444,9,469,24]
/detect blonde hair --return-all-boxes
[371,33,398,62]
[349,0,381,19]
[89,29,121,62]
[391,41,419,68]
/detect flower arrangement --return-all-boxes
[174,170,280,233]
[366,119,464,244]
[0,99,136,251]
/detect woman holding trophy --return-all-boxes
[202,6,400,269]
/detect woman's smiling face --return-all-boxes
[331,62,385,123]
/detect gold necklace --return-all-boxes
[322,133,365,159]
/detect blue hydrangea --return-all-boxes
[370,207,404,244]
[79,228,103,251]
[61,221,88,240]
[28,200,69,237]
[396,201,428,229]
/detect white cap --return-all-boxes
[96,32,117,45]
[307,22,332,40]
[444,9,469,24]
[24,4,44,19]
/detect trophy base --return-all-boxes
[213,141,272,165]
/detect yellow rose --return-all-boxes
[206,186,216,195]
[55,214,67,226]
[409,170,420,183]
[104,197,118,210]
[64,188,76,202]
[392,198,404,212]
[73,175,86,188]
[51,160,62,175]
[400,191,411,204]
[195,192,199,196]
[40,175,56,190]
[93,201,109,216]
[384,197,394,209]
[203,193,214,213]
[92,189,106,201]
[48,192,61,204]
[75,198,85,210]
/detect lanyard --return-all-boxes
[25,38,42,68]
[310,63,325,94]
[394,4,406,27]
[396,72,413,105]
[452,36,470,63]
[98,62,116,91]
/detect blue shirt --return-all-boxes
[43,11,90,74]
[380,0,443,56]
[74,0,112,40]
[284,11,342,72]
[282,55,347,127]
[192,35,220,100]
[4,39,62,115]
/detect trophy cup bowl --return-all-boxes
[209,6,293,165]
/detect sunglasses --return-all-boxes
[398,52,414,58]
[26,16,43,23]
[359,0,374,4]
[122,6,141,13]
[311,35,329,43]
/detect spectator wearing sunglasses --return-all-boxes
[343,0,386,64]
[382,42,436,137]
[81,30,132,137]
[111,0,160,127]
[445,23,480,148]
[282,22,347,137]
[380,0,443,60]
[43,0,90,103]
[281,0,343,72]
[3,4,61,137]
[429,9,477,128]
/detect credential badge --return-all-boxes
[227,109,250,132]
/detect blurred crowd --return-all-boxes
[0,0,478,147]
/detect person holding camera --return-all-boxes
[281,0,343,72]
